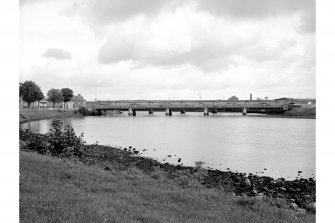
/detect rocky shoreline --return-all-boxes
[78,144,316,213]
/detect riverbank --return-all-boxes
[19,117,315,222]
[19,109,82,123]
[266,107,316,119]
[20,150,315,222]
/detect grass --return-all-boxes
[20,151,315,223]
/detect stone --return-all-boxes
[245,178,251,187]
[297,208,306,214]
[279,187,286,191]
[263,187,269,192]
[306,202,316,212]
[291,203,298,210]
[255,194,264,200]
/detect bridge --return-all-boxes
[87,99,290,116]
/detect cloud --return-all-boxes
[69,0,171,24]
[195,0,314,18]
[96,9,299,71]
[20,0,49,7]
[68,0,315,33]
[41,48,72,60]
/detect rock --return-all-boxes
[255,194,264,200]
[279,187,286,191]
[129,146,132,148]
[297,208,306,214]
[167,155,171,157]
[245,178,251,187]
[241,193,248,197]
[291,203,298,210]
[177,158,181,162]
[104,166,110,171]
[298,171,302,173]
[277,193,284,198]
[252,188,258,195]
[306,202,316,212]
[263,187,269,192]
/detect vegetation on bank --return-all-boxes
[20,120,316,222]
[20,80,76,108]
[283,107,316,117]
[19,109,83,123]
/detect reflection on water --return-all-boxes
[21,112,315,179]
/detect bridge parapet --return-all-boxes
[91,100,286,113]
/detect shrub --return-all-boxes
[20,119,86,157]
[78,107,88,115]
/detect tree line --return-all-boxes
[19,80,74,108]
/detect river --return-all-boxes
[21,112,315,179]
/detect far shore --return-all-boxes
[19,108,82,123]
[19,107,316,124]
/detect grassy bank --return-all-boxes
[20,151,315,223]
[266,108,316,119]
[19,109,82,123]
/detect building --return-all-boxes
[72,94,86,108]
[20,94,86,109]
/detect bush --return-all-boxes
[78,107,88,115]
[20,119,86,157]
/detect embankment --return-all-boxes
[267,107,316,119]
[20,150,315,222]
[19,109,82,123]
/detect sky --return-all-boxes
[20,0,315,101]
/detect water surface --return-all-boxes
[22,112,315,179]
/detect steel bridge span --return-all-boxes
[88,99,290,116]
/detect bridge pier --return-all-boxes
[212,109,217,114]
[204,107,209,116]
[128,107,132,116]
[149,109,153,114]
[181,109,185,114]
[132,109,136,116]
[166,108,172,116]
[242,107,247,116]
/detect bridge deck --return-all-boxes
[89,100,289,113]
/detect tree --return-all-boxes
[60,88,74,108]
[20,80,44,108]
[47,89,63,108]
[37,90,45,108]
[228,96,239,101]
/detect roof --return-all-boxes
[72,94,85,101]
